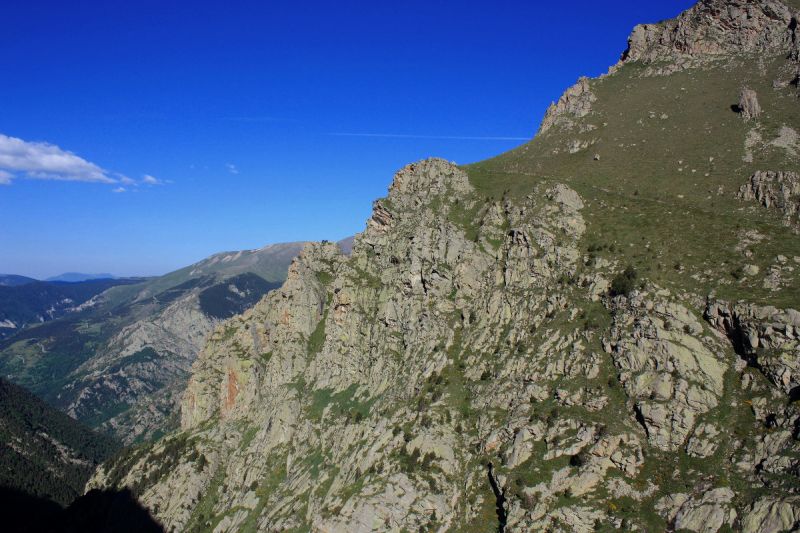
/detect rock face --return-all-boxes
[538,77,596,135]
[622,0,798,64]
[706,299,800,395]
[737,170,800,228]
[94,159,617,531]
[89,1,800,531]
[656,488,738,533]
[738,87,762,121]
[742,496,800,533]
[606,297,726,451]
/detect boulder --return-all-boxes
[739,87,762,121]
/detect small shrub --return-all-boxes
[569,453,586,467]
[610,265,638,296]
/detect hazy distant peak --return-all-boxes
[0,274,37,286]
[46,272,116,282]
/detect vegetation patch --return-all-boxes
[0,378,118,506]
[609,265,639,297]
[307,307,329,356]
[307,384,374,423]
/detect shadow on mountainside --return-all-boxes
[2,486,62,533]
[2,486,164,533]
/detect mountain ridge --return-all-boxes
[88,1,800,531]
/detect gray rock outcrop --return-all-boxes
[622,0,798,65]
[538,77,596,135]
[737,170,800,227]
[739,87,762,121]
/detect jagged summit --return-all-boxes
[623,0,799,63]
[539,0,799,137]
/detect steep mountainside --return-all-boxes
[0,242,306,444]
[0,377,118,506]
[91,1,800,531]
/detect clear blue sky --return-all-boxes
[0,0,694,279]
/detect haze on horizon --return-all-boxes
[0,0,693,279]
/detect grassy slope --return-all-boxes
[468,54,800,308]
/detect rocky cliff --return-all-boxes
[90,1,800,531]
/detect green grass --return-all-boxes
[240,425,260,450]
[467,54,800,308]
[185,463,227,532]
[306,306,328,356]
[447,198,481,242]
[316,271,334,285]
[240,455,289,532]
[307,384,374,423]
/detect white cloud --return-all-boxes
[226,163,239,175]
[0,133,115,183]
[0,133,164,191]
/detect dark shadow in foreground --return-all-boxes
[2,486,164,533]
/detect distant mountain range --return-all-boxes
[0,272,122,285]
[46,272,118,282]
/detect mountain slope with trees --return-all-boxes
[0,377,118,506]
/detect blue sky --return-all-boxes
[0,0,694,278]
